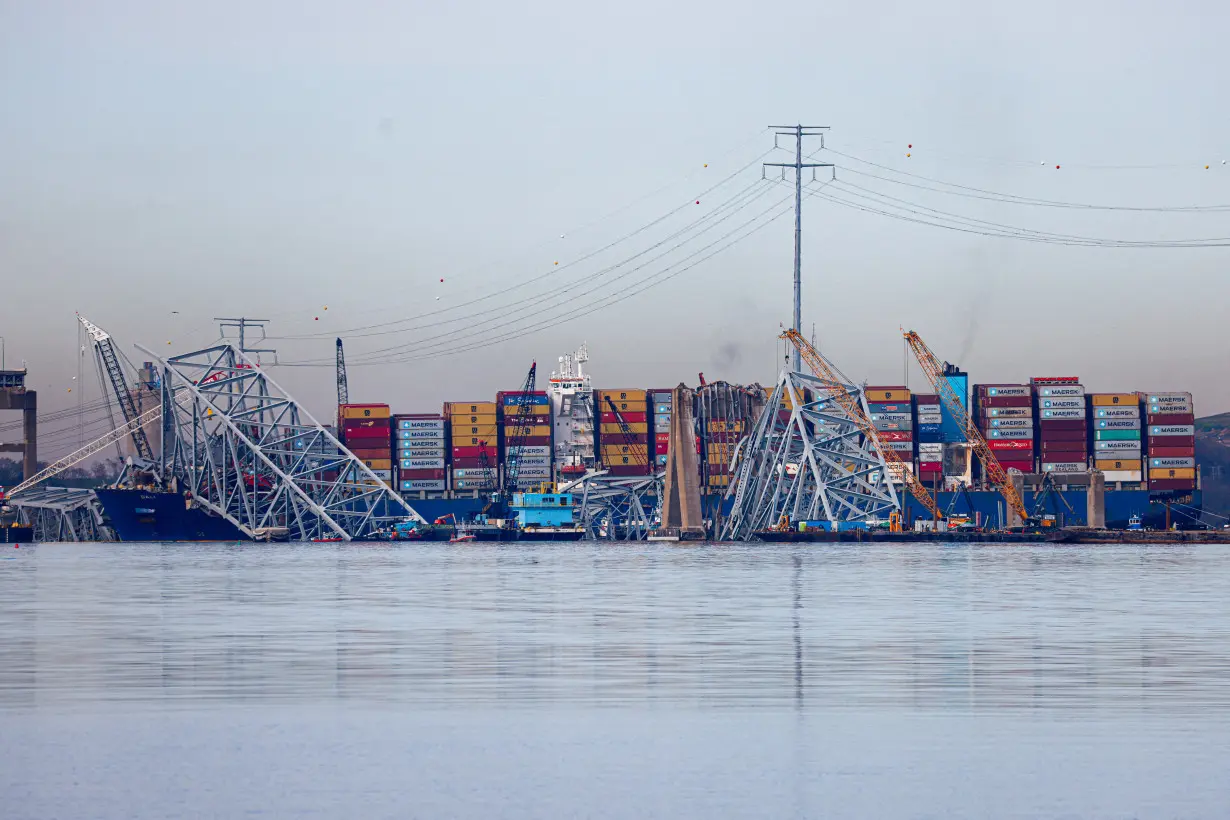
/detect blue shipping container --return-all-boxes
[501,394,550,406]
[940,372,968,443]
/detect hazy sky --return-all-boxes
[2,1,1227,456]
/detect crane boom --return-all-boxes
[335,338,349,406]
[902,329,1029,524]
[502,362,538,497]
[77,314,153,461]
[780,329,942,520]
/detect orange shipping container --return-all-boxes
[1149,467,1195,480]
[597,389,647,402]
[864,387,911,403]
[1092,393,1137,407]
[444,402,497,416]
[453,425,499,439]
[600,422,648,435]
[1095,459,1143,471]
[340,404,391,420]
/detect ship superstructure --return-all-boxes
[549,343,596,479]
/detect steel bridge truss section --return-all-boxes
[140,342,426,541]
[11,487,115,542]
[561,470,664,541]
[721,369,900,541]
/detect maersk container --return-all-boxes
[984,407,1032,419]
[1149,424,1195,437]
[398,447,447,460]
[884,440,913,452]
[1040,408,1085,420]
[398,429,446,442]
[870,412,912,423]
[401,458,446,470]
[916,414,943,427]
[515,456,551,468]
[988,429,1032,440]
[1041,462,1086,473]
[509,446,551,458]
[1095,407,1140,419]
[1150,457,1196,469]
[1094,430,1141,441]
[1037,386,1084,398]
[400,480,446,492]
[1095,440,1144,452]
[978,385,1030,398]
[1040,398,1084,411]
[397,418,444,430]
[452,468,498,479]
[989,418,1032,429]
[1096,418,1141,430]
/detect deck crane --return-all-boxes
[335,338,349,406]
[603,396,650,468]
[481,361,538,521]
[780,329,943,522]
[903,329,1030,526]
[77,314,154,462]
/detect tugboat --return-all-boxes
[510,484,586,541]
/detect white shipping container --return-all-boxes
[916,414,943,425]
[1040,409,1085,420]
[1150,457,1195,468]
[507,446,551,458]
[452,468,498,478]
[1095,407,1140,419]
[884,440,913,451]
[1150,424,1195,436]
[1041,462,1086,473]
[399,480,446,491]
[397,447,447,459]
[989,418,1032,429]
[397,418,444,431]
[1095,419,1141,430]
[985,407,1033,418]
[1147,392,1193,406]
[513,456,552,468]
[1148,402,1193,415]
[918,442,943,452]
[980,386,1030,397]
[454,479,495,490]
[1037,386,1085,398]
[399,429,446,441]
[988,429,1033,440]
[871,412,912,423]
[368,469,392,480]
[401,458,445,470]
[1095,441,1143,452]
[1039,398,1084,410]
[1101,471,1143,483]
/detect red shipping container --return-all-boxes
[1148,435,1195,448]
[1039,429,1085,442]
[606,465,651,476]
[343,416,390,429]
[1038,419,1085,431]
[917,461,942,471]
[1148,446,1196,458]
[655,432,670,444]
[987,440,1033,451]
[397,468,446,479]
[348,447,391,459]
[509,434,552,447]
[502,415,550,427]
[600,411,647,423]
[1146,413,1194,425]
[879,430,913,442]
[1148,479,1197,491]
[979,396,1032,408]
[1041,443,1085,455]
[451,457,489,468]
[452,445,498,459]
[997,460,1035,472]
[344,425,392,440]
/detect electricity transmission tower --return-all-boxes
[764,125,833,372]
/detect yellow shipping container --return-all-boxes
[1092,393,1137,406]
[444,402,498,416]
[600,422,648,435]
[603,455,650,466]
[340,405,391,420]
[706,420,746,433]
[708,475,731,487]
[361,459,393,470]
[1095,459,1143,471]
[601,444,648,456]
[1149,467,1196,480]
[453,426,499,440]
[865,388,911,403]
[450,414,498,427]
[597,389,647,402]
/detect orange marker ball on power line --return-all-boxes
[908,144,912,149]
[906,153,911,157]
[1056,165,1060,169]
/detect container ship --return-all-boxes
[90,344,1206,540]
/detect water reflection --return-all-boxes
[2,542,1229,711]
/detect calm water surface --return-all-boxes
[3,541,1229,818]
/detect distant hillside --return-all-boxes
[1196,413,1230,523]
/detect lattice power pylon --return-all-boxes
[720,368,900,540]
[139,342,426,541]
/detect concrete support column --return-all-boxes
[660,385,704,537]
[1087,470,1106,529]
[22,390,37,481]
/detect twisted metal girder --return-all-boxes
[140,342,425,541]
[560,470,664,540]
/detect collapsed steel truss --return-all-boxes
[720,369,900,540]
[561,470,664,540]
[140,342,426,541]
[12,487,115,542]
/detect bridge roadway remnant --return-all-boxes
[0,369,36,481]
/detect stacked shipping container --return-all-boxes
[914,394,943,487]
[597,389,651,476]
[1144,392,1197,491]
[1034,378,1088,475]
[446,401,499,492]
[498,391,552,489]
[338,403,393,485]
[393,414,446,493]
[866,386,913,484]
[974,385,1035,475]
[650,389,673,469]
[1089,394,1143,484]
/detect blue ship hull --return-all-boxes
[93,487,1204,541]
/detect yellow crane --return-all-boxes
[902,329,1030,526]
[781,329,943,522]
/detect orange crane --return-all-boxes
[780,329,942,522]
[902,329,1029,526]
